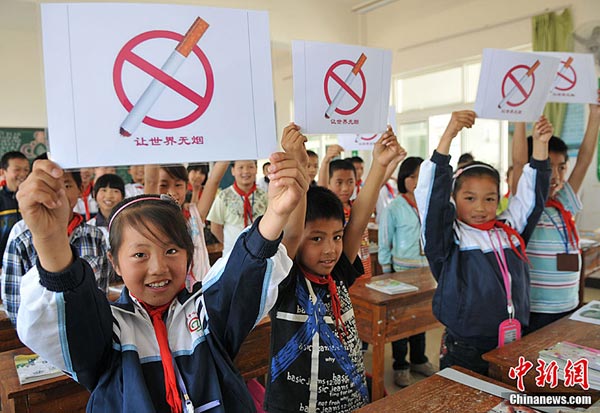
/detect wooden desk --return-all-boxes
[582,241,600,301]
[349,268,441,401]
[483,316,600,399]
[0,348,89,413]
[0,311,22,352]
[234,318,271,381]
[356,366,511,412]
[207,243,223,266]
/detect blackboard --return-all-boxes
[0,128,47,161]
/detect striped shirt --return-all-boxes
[528,183,582,314]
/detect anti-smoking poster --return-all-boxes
[293,40,392,134]
[41,3,276,168]
[536,52,597,104]
[475,49,561,122]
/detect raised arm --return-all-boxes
[317,144,343,187]
[143,164,159,194]
[568,90,600,193]
[196,161,229,221]
[344,128,404,261]
[278,123,309,258]
[511,122,527,196]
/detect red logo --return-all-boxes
[501,65,537,107]
[323,60,367,116]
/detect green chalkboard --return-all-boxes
[0,128,47,161]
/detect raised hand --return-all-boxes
[533,115,553,143]
[590,89,600,119]
[281,123,308,167]
[325,144,344,161]
[372,127,405,168]
[442,110,476,140]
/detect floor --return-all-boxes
[362,286,600,395]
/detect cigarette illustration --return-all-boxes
[324,53,367,119]
[497,60,540,109]
[119,17,209,137]
[550,57,574,89]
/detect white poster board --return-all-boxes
[337,106,397,151]
[474,49,561,122]
[41,3,276,168]
[537,52,598,104]
[293,40,392,134]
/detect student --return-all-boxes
[317,144,344,187]
[186,163,209,204]
[15,152,305,413]
[415,111,551,375]
[125,165,145,198]
[378,156,434,386]
[512,92,600,332]
[145,162,228,286]
[2,169,109,324]
[327,159,373,278]
[265,125,403,412]
[257,162,270,193]
[0,151,29,264]
[74,166,115,220]
[87,173,125,245]
[306,150,319,186]
[207,160,268,255]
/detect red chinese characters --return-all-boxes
[133,136,205,147]
[508,356,590,392]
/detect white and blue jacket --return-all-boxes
[16,218,292,413]
[415,151,550,347]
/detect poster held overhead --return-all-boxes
[536,52,598,104]
[40,3,276,168]
[293,40,392,134]
[338,106,397,151]
[474,49,561,122]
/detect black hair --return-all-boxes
[307,150,318,159]
[452,161,500,198]
[457,153,474,166]
[33,152,48,164]
[108,194,194,270]
[161,165,188,182]
[68,170,82,190]
[231,160,258,168]
[350,156,364,164]
[186,163,209,185]
[397,157,424,194]
[526,135,568,161]
[306,186,345,226]
[329,159,356,180]
[1,151,28,170]
[93,173,125,199]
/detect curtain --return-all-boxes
[532,8,573,136]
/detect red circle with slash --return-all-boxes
[501,64,536,107]
[324,60,367,116]
[554,60,577,91]
[113,30,214,129]
[359,134,378,141]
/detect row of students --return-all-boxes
[14,123,404,412]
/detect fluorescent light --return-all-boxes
[351,0,399,14]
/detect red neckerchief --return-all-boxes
[81,183,93,221]
[233,182,257,226]
[467,220,529,263]
[546,198,579,249]
[300,266,347,341]
[385,182,395,199]
[356,179,362,195]
[504,189,511,199]
[0,179,6,188]
[401,193,418,212]
[67,214,84,237]
[140,300,182,413]
[182,208,191,221]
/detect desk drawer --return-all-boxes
[15,381,89,413]
[385,298,439,341]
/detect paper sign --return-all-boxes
[293,40,392,134]
[337,106,397,150]
[536,52,597,104]
[474,49,561,122]
[41,3,276,168]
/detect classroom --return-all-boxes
[1,0,600,412]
